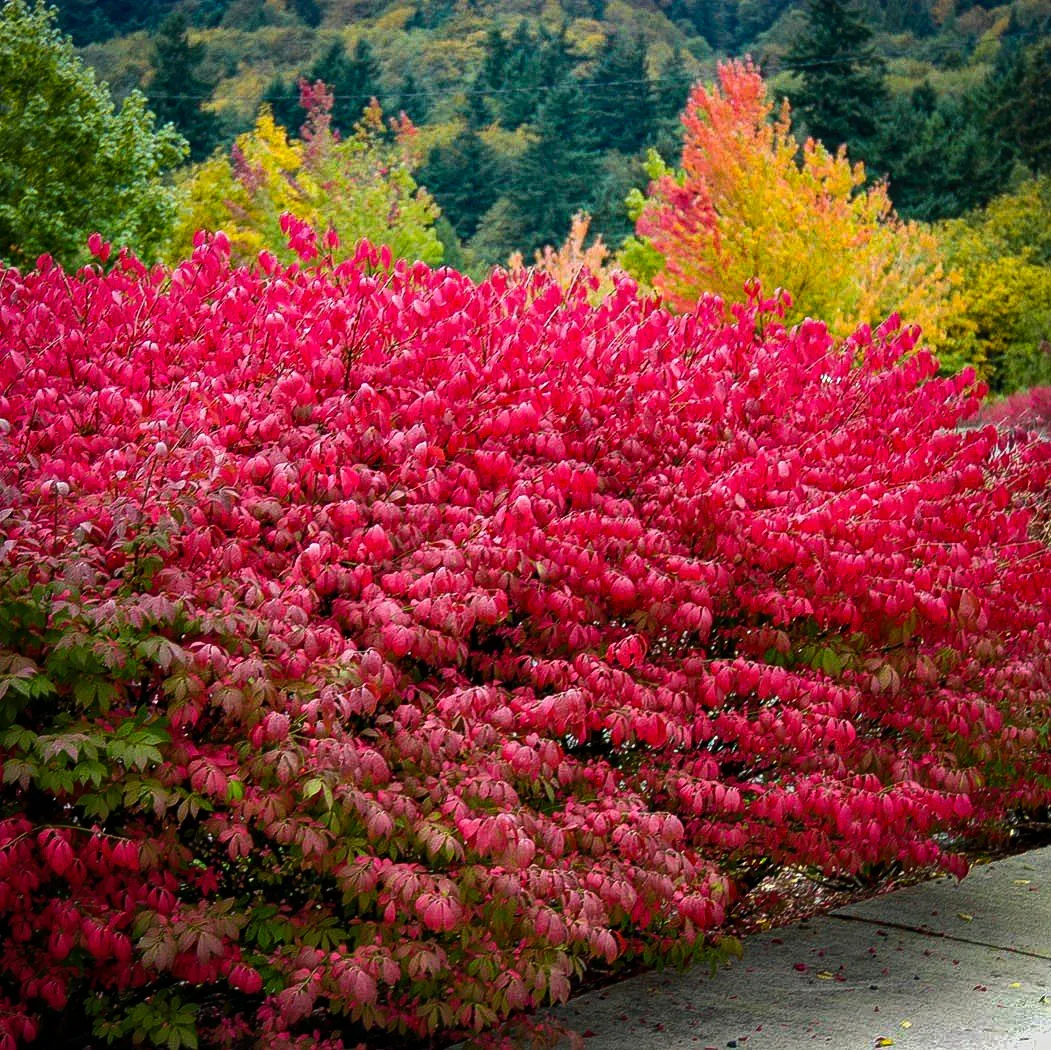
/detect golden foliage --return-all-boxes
[624,60,964,364]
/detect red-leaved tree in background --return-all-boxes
[1,224,1050,1048]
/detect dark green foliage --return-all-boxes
[737,0,795,43]
[52,0,179,46]
[395,71,430,122]
[785,0,887,154]
[420,127,503,240]
[265,39,384,140]
[881,0,934,36]
[585,33,655,153]
[406,0,458,30]
[311,39,383,133]
[288,0,323,27]
[504,78,600,254]
[873,83,1011,220]
[193,0,235,28]
[986,38,1051,175]
[655,47,695,123]
[496,21,575,129]
[661,0,740,49]
[147,13,220,162]
[589,150,649,248]
[262,75,304,134]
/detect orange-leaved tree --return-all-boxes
[623,60,967,364]
[509,211,614,298]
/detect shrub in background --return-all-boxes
[1,227,1050,1048]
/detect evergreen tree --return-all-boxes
[288,0,323,28]
[873,84,1010,220]
[655,47,694,123]
[477,25,510,93]
[147,13,219,161]
[262,76,304,135]
[499,21,575,130]
[500,21,540,128]
[396,71,430,123]
[310,40,382,134]
[505,78,600,254]
[784,0,887,154]
[881,0,933,36]
[419,127,502,240]
[987,38,1051,175]
[585,33,655,153]
[53,0,178,45]
[463,76,493,130]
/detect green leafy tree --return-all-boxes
[940,177,1051,392]
[784,0,887,155]
[0,0,186,269]
[170,86,443,267]
[147,13,220,162]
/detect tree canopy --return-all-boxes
[0,0,186,269]
[168,83,443,267]
[624,61,961,361]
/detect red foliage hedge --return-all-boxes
[2,227,1051,1049]
[980,385,1051,436]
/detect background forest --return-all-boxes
[8,0,1051,396]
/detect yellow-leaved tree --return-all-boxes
[622,60,967,366]
[938,177,1051,393]
[168,81,443,267]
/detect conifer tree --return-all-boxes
[988,38,1051,175]
[288,0,322,27]
[396,71,430,123]
[655,47,694,123]
[784,0,887,153]
[586,33,654,153]
[147,13,219,161]
[311,40,382,134]
[261,75,303,134]
[506,78,599,254]
[420,126,501,240]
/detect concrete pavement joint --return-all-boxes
[829,912,1051,960]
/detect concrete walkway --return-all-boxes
[547,847,1051,1049]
